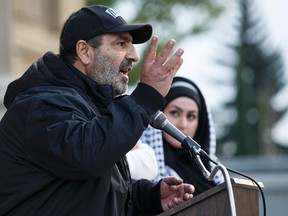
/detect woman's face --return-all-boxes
[163,96,199,148]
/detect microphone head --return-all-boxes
[150,111,167,129]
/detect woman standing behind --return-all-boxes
[141,76,223,195]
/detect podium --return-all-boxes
[158,177,264,216]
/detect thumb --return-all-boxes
[162,176,183,186]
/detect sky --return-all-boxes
[174,0,288,147]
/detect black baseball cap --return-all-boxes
[60,5,153,50]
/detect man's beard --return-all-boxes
[87,50,132,97]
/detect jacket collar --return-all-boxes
[4,52,114,109]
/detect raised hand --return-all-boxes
[140,35,184,97]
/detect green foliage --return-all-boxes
[86,0,226,85]
[86,0,115,6]
[216,0,286,156]
[129,0,224,41]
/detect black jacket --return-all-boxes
[0,52,165,215]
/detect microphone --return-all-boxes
[150,111,237,215]
[150,111,201,152]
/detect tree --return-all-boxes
[216,0,286,156]
[86,0,225,85]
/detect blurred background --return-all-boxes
[0,0,287,214]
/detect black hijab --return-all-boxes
[163,77,217,195]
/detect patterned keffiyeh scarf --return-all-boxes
[140,77,224,195]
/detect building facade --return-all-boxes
[0,0,84,117]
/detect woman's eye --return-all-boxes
[169,110,179,117]
[187,114,196,121]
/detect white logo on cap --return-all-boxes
[105,8,119,18]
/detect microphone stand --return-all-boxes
[182,137,237,216]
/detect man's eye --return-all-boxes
[117,42,125,47]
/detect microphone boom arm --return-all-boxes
[182,137,237,216]
[150,111,237,215]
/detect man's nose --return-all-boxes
[127,45,140,62]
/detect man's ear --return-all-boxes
[76,40,91,65]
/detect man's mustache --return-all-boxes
[119,59,133,70]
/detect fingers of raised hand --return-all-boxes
[154,39,176,67]
[159,48,184,76]
[145,35,159,63]
[144,37,184,74]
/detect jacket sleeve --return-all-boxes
[132,179,163,215]
[22,83,165,180]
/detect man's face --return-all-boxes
[86,32,139,97]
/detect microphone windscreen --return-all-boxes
[150,111,167,129]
